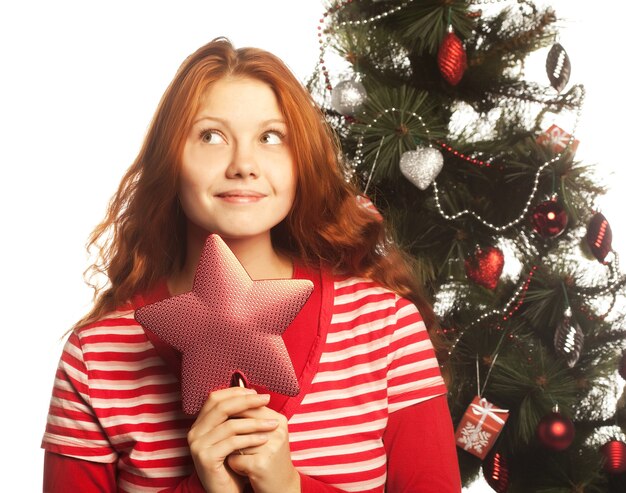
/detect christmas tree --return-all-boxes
[308,0,626,491]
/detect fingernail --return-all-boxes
[260,394,270,402]
[263,419,279,426]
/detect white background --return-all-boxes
[0,1,623,491]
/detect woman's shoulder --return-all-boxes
[72,280,167,340]
[72,306,143,343]
[331,272,403,301]
[329,271,422,317]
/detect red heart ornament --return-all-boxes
[465,246,504,290]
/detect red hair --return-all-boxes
[77,38,446,363]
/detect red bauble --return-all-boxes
[465,246,504,290]
[531,199,568,238]
[536,412,575,451]
[483,450,510,492]
[438,31,467,85]
[600,440,626,474]
[585,213,613,262]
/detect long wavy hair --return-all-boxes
[77,38,446,363]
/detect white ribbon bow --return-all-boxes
[470,397,509,431]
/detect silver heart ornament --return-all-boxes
[399,146,444,190]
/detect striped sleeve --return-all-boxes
[386,297,447,413]
[41,331,117,463]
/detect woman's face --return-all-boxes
[179,76,296,244]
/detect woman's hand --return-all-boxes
[187,387,280,493]
[226,405,300,493]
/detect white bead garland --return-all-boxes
[351,85,585,234]
[335,0,412,28]
[353,108,432,190]
[432,85,586,232]
[315,2,619,367]
[316,0,414,93]
[469,0,512,4]
[446,268,536,357]
[574,253,624,297]
[354,107,431,161]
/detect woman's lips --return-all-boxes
[216,190,266,203]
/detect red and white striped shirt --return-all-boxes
[42,267,447,492]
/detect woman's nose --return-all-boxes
[226,143,259,178]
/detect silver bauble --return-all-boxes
[554,316,584,368]
[331,79,367,116]
[399,146,444,190]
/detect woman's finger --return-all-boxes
[193,432,271,463]
[195,387,259,420]
[190,391,271,440]
[200,417,279,447]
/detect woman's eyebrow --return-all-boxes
[192,115,228,126]
[260,118,287,126]
[192,116,286,127]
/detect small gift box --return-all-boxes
[455,395,509,459]
[536,124,579,154]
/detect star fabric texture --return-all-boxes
[135,234,313,415]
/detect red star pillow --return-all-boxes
[135,234,313,415]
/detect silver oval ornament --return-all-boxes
[554,316,584,368]
[399,146,444,190]
[546,43,571,92]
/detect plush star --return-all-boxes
[135,234,313,415]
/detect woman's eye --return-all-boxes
[260,131,285,145]
[200,130,226,144]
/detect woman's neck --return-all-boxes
[168,228,293,296]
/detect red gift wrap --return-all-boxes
[536,124,579,154]
[455,396,509,459]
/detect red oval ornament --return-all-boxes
[585,213,612,262]
[356,194,383,222]
[438,31,467,86]
[600,440,626,474]
[483,450,510,493]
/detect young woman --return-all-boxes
[42,38,461,492]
